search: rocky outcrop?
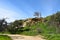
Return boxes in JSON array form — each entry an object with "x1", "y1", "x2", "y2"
[{"x1": 22, "y1": 18, "x2": 43, "y2": 27}]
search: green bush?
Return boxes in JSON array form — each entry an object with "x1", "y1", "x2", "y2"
[
  {"x1": 42, "y1": 34, "x2": 60, "y2": 40},
  {"x1": 0, "y1": 35, "x2": 12, "y2": 40}
]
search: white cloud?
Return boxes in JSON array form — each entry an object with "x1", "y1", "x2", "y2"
[{"x1": 0, "y1": 8, "x2": 21, "y2": 23}]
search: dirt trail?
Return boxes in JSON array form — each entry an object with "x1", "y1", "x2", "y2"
[{"x1": 0, "y1": 34, "x2": 46, "y2": 40}]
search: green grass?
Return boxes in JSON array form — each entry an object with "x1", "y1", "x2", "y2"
[
  {"x1": 42, "y1": 34, "x2": 60, "y2": 40},
  {"x1": 21, "y1": 30, "x2": 38, "y2": 36},
  {"x1": 0, "y1": 35, "x2": 12, "y2": 40},
  {"x1": 0, "y1": 22, "x2": 59, "y2": 40},
  {"x1": 22, "y1": 22, "x2": 60, "y2": 40}
]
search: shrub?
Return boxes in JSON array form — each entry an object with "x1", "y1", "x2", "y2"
[{"x1": 0, "y1": 35, "x2": 12, "y2": 40}]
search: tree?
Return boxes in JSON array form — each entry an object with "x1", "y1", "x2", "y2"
[
  {"x1": 34, "y1": 12, "x2": 41, "y2": 18},
  {"x1": 8, "y1": 20, "x2": 24, "y2": 34},
  {"x1": 0, "y1": 18, "x2": 7, "y2": 32}
]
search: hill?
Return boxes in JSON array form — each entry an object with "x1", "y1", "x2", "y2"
[
  {"x1": 0, "y1": 11, "x2": 60, "y2": 40},
  {"x1": 3, "y1": 11, "x2": 60, "y2": 34}
]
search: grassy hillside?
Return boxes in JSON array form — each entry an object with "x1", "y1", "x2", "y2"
[{"x1": 0, "y1": 12, "x2": 60, "y2": 40}]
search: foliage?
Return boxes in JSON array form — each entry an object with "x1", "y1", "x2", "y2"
[
  {"x1": 45, "y1": 11, "x2": 60, "y2": 33},
  {"x1": 1, "y1": 11, "x2": 60, "y2": 40},
  {"x1": 0, "y1": 18, "x2": 7, "y2": 32},
  {"x1": 0, "y1": 35, "x2": 12, "y2": 40},
  {"x1": 42, "y1": 34, "x2": 60, "y2": 40}
]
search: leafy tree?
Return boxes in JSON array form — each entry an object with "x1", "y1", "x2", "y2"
[
  {"x1": 0, "y1": 18, "x2": 7, "y2": 32},
  {"x1": 8, "y1": 20, "x2": 24, "y2": 34}
]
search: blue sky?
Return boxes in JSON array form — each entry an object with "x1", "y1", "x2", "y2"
[{"x1": 0, "y1": 0, "x2": 60, "y2": 22}]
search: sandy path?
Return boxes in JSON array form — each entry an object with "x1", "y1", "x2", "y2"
[
  {"x1": 0, "y1": 34, "x2": 46, "y2": 40},
  {"x1": 8, "y1": 34, "x2": 46, "y2": 40}
]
